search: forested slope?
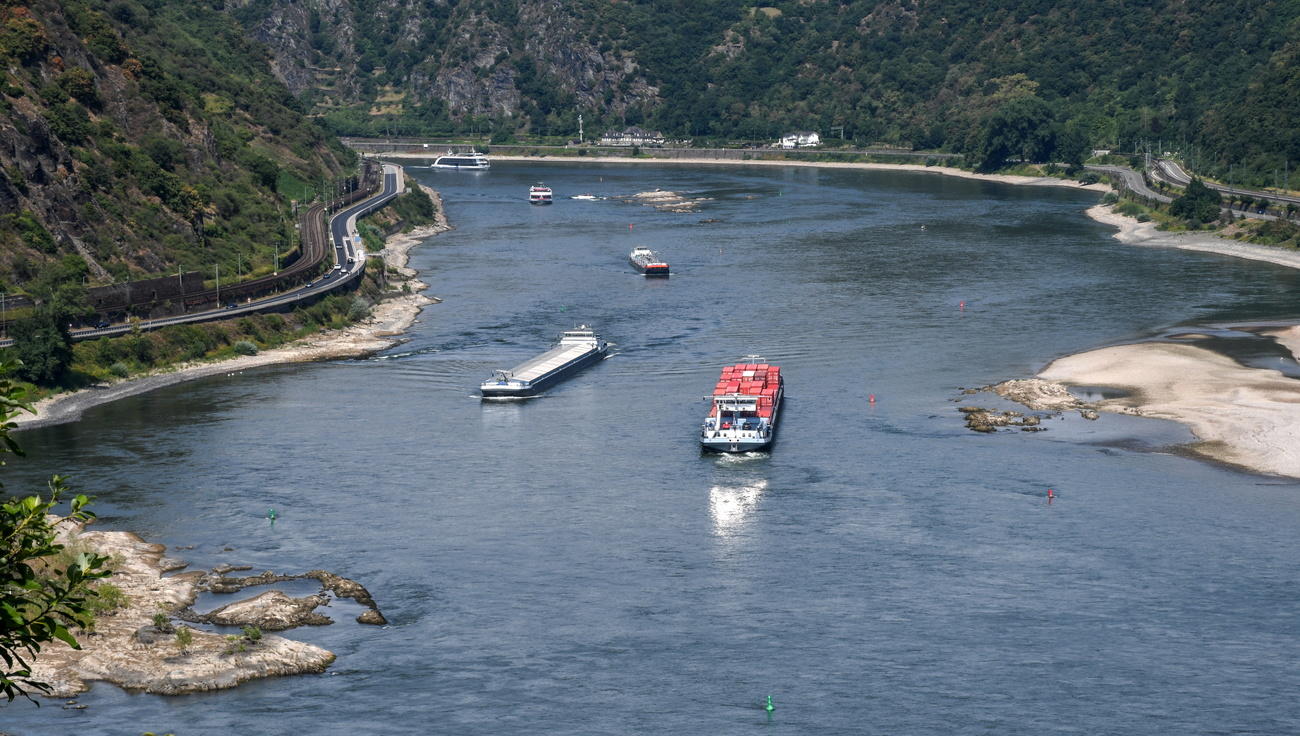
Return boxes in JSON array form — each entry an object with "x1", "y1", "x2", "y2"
[
  {"x1": 0, "y1": 0, "x2": 353, "y2": 295},
  {"x1": 238, "y1": 0, "x2": 1299, "y2": 186}
]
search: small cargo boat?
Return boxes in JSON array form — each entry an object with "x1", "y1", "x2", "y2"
[
  {"x1": 700, "y1": 356, "x2": 783, "y2": 452},
  {"x1": 480, "y1": 325, "x2": 607, "y2": 399},
  {"x1": 528, "y1": 184, "x2": 553, "y2": 205},
  {"x1": 629, "y1": 246, "x2": 669, "y2": 277}
]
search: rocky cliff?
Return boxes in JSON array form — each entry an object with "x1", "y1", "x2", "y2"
[{"x1": 228, "y1": 0, "x2": 657, "y2": 134}]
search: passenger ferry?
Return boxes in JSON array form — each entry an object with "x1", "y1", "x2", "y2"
[
  {"x1": 700, "y1": 356, "x2": 783, "y2": 452},
  {"x1": 431, "y1": 150, "x2": 490, "y2": 169},
  {"x1": 528, "y1": 184, "x2": 553, "y2": 205},
  {"x1": 480, "y1": 325, "x2": 607, "y2": 399},
  {"x1": 629, "y1": 246, "x2": 669, "y2": 277}
]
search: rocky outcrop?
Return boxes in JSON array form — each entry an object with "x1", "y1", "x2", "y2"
[
  {"x1": 192, "y1": 568, "x2": 387, "y2": 626},
  {"x1": 27, "y1": 522, "x2": 383, "y2": 697},
  {"x1": 957, "y1": 378, "x2": 1102, "y2": 432}
]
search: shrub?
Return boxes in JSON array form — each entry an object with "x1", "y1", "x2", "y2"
[
  {"x1": 152, "y1": 612, "x2": 173, "y2": 632},
  {"x1": 109, "y1": 361, "x2": 130, "y2": 378},
  {"x1": 174, "y1": 626, "x2": 193, "y2": 651},
  {"x1": 346, "y1": 297, "x2": 370, "y2": 322},
  {"x1": 241, "y1": 625, "x2": 262, "y2": 643},
  {"x1": 232, "y1": 340, "x2": 258, "y2": 356},
  {"x1": 87, "y1": 583, "x2": 128, "y2": 614}
]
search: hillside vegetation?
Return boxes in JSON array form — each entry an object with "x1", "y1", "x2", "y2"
[
  {"x1": 237, "y1": 0, "x2": 1299, "y2": 187},
  {"x1": 0, "y1": 0, "x2": 355, "y2": 296}
]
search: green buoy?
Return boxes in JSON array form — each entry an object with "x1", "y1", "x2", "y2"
[
  {"x1": 267, "y1": 508, "x2": 277, "y2": 526},
  {"x1": 765, "y1": 694, "x2": 774, "y2": 716}
]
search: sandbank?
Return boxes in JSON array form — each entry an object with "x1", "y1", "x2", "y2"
[
  {"x1": 1040, "y1": 341, "x2": 1300, "y2": 477},
  {"x1": 13, "y1": 183, "x2": 449, "y2": 430}
]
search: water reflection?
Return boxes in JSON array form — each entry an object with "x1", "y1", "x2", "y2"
[{"x1": 708, "y1": 476, "x2": 768, "y2": 537}]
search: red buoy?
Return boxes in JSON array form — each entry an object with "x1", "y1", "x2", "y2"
[
  {"x1": 1047, "y1": 488, "x2": 1055, "y2": 504},
  {"x1": 959, "y1": 301, "x2": 966, "y2": 311},
  {"x1": 868, "y1": 393, "x2": 876, "y2": 404}
]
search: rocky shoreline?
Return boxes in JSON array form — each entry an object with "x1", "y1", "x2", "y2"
[
  {"x1": 14, "y1": 182, "x2": 450, "y2": 431},
  {"x1": 30, "y1": 520, "x2": 384, "y2": 697}
]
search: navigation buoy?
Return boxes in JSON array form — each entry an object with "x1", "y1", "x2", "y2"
[
  {"x1": 1047, "y1": 489, "x2": 1055, "y2": 504},
  {"x1": 959, "y1": 301, "x2": 966, "y2": 311},
  {"x1": 628, "y1": 223, "x2": 634, "y2": 231},
  {"x1": 868, "y1": 393, "x2": 876, "y2": 404},
  {"x1": 765, "y1": 695, "x2": 775, "y2": 717},
  {"x1": 267, "y1": 508, "x2": 277, "y2": 525}
]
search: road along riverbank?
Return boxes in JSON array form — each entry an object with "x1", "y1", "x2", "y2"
[{"x1": 13, "y1": 184, "x2": 450, "y2": 431}]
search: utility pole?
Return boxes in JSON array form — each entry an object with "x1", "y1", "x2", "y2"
[
  {"x1": 578, "y1": 112, "x2": 584, "y2": 143},
  {"x1": 215, "y1": 263, "x2": 220, "y2": 307},
  {"x1": 178, "y1": 264, "x2": 184, "y2": 313}
]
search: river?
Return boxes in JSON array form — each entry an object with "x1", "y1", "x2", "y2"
[{"x1": 5, "y1": 161, "x2": 1300, "y2": 735}]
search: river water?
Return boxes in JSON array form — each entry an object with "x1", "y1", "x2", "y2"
[{"x1": 5, "y1": 162, "x2": 1300, "y2": 735}]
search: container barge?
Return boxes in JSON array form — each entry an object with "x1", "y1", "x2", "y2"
[
  {"x1": 480, "y1": 325, "x2": 607, "y2": 399},
  {"x1": 629, "y1": 247, "x2": 670, "y2": 277},
  {"x1": 700, "y1": 356, "x2": 783, "y2": 452}
]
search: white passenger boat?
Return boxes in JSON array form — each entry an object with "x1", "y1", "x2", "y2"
[
  {"x1": 528, "y1": 184, "x2": 553, "y2": 205},
  {"x1": 431, "y1": 150, "x2": 490, "y2": 169},
  {"x1": 700, "y1": 356, "x2": 783, "y2": 452},
  {"x1": 480, "y1": 325, "x2": 607, "y2": 399}
]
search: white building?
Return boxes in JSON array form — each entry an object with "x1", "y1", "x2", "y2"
[
  {"x1": 599, "y1": 126, "x2": 667, "y2": 147},
  {"x1": 778, "y1": 131, "x2": 821, "y2": 149}
]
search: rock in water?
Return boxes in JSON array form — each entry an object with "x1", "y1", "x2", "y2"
[{"x1": 205, "y1": 591, "x2": 334, "y2": 631}]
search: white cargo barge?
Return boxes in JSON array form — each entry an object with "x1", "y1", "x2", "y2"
[{"x1": 480, "y1": 325, "x2": 608, "y2": 399}]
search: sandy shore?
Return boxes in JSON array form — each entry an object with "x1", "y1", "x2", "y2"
[
  {"x1": 14, "y1": 183, "x2": 449, "y2": 430},
  {"x1": 1085, "y1": 204, "x2": 1300, "y2": 270},
  {"x1": 390, "y1": 151, "x2": 1112, "y2": 193},
  {"x1": 1040, "y1": 341, "x2": 1300, "y2": 477},
  {"x1": 1026, "y1": 205, "x2": 1300, "y2": 477}
]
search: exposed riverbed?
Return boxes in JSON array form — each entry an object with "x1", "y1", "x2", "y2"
[{"x1": 5, "y1": 162, "x2": 1300, "y2": 735}]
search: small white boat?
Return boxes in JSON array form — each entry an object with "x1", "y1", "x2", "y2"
[
  {"x1": 570, "y1": 194, "x2": 600, "y2": 201},
  {"x1": 529, "y1": 184, "x2": 553, "y2": 205}
]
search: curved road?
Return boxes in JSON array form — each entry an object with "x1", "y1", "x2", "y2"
[
  {"x1": 0, "y1": 163, "x2": 404, "y2": 349},
  {"x1": 1152, "y1": 159, "x2": 1300, "y2": 208}
]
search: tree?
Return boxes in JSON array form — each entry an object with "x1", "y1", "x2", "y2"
[
  {"x1": 9, "y1": 310, "x2": 73, "y2": 386},
  {"x1": 976, "y1": 95, "x2": 1056, "y2": 172},
  {"x1": 1169, "y1": 178, "x2": 1222, "y2": 224},
  {"x1": 1, "y1": 361, "x2": 109, "y2": 702}
]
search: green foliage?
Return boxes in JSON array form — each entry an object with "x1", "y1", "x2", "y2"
[
  {"x1": 1170, "y1": 179, "x2": 1222, "y2": 224},
  {"x1": 387, "y1": 185, "x2": 436, "y2": 226},
  {"x1": 173, "y1": 626, "x2": 192, "y2": 651},
  {"x1": 231, "y1": 340, "x2": 258, "y2": 356},
  {"x1": 1, "y1": 364, "x2": 110, "y2": 701},
  {"x1": 9, "y1": 310, "x2": 73, "y2": 386},
  {"x1": 0, "y1": 9, "x2": 48, "y2": 63},
  {"x1": 240, "y1": 625, "x2": 262, "y2": 643},
  {"x1": 151, "y1": 612, "x2": 173, "y2": 632},
  {"x1": 976, "y1": 95, "x2": 1055, "y2": 172},
  {"x1": 1, "y1": 212, "x2": 55, "y2": 254},
  {"x1": 86, "y1": 583, "x2": 127, "y2": 614}
]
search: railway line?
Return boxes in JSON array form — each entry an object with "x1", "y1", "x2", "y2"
[{"x1": 0, "y1": 162, "x2": 403, "y2": 348}]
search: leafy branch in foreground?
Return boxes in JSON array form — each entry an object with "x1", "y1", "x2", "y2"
[{"x1": 0, "y1": 359, "x2": 110, "y2": 703}]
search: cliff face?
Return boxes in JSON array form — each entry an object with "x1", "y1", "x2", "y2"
[
  {"x1": 0, "y1": 0, "x2": 350, "y2": 292},
  {"x1": 229, "y1": 0, "x2": 657, "y2": 129}
]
